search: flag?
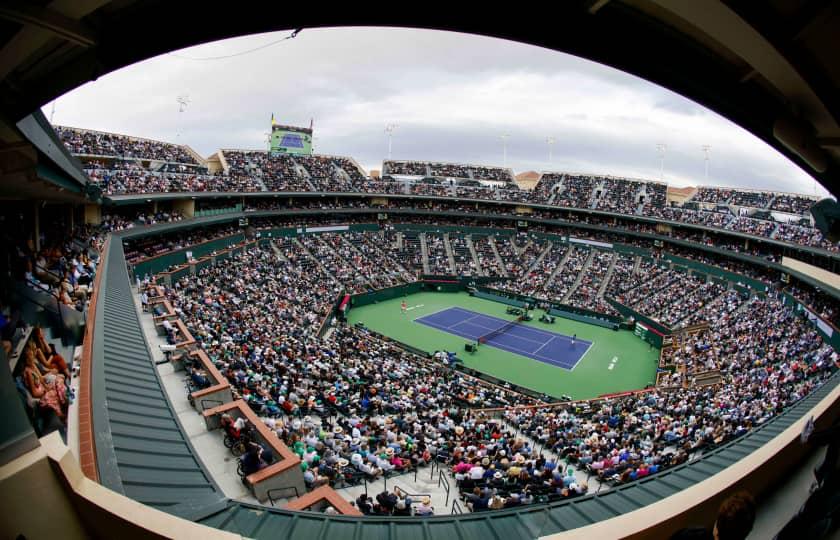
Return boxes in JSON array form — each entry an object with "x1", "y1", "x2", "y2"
[{"x1": 271, "y1": 113, "x2": 276, "y2": 126}]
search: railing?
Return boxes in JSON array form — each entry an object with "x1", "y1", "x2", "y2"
[
  {"x1": 392, "y1": 485, "x2": 431, "y2": 501},
  {"x1": 451, "y1": 499, "x2": 464, "y2": 515},
  {"x1": 21, "y1": 277, "x2": 65, "y2": 330},
  {"x1": 200, "y1": 398, "x2": 224, "y2": 410},
  {"x1": 267, "y1": 486, "x2": 300, "y2": 507},
  {"x1": 438, "y1": 470, "x2": 451, "y2": 506}
]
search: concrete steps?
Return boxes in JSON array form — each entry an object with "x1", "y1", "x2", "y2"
[
  {"x1": 562, "y1": 249, "x2": 595, "y2": 303},
  {"x1": 419, "y1": 233, "x2": 431, "y2": 275},
  {"x1": 526, "y1": 240, "x2": 553, "y2": 275},
  {"x1": 465, "y1": 236, "x2": 484, "y2": 276},
  {"x1": 443, "y1": 234, "x2": 457, "y2": 275},
  {"x1": 488, "y1": 236, "x2": 509, "y2": 278},
  {"x1": 597, "y1": 252, "x2": 618, "y2": 297},
  {"x1": 542, "y1": 246, "x2": 574, "y2": 291},
  {"x1": 292, "y1": 237, "x2": 335, "y2": 280}
]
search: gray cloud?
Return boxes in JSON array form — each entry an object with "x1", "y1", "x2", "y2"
[{"x1": 46, "y1": 27, "x2": 828, "y2": 197}]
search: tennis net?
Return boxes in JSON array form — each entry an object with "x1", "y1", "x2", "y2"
[{"x1": 478, "y1": 316, "x2": 522, "y2": 344}]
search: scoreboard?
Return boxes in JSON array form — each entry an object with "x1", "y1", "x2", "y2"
[{"x1": 270, "y1": 124, "x2": 312, "y2": 156}]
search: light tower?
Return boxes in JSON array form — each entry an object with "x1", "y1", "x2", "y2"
[
  {"x1": 656, "y1": 143, "x2": 668, "y2": 181},
  {"x1": 176, "y1": 94, "x2": 190, "y2": 113},
  {"x1": 701, "y1": 145, "x2": 711, "y2": 182},
  {"x1": 500, "y1": 134, "x2": 510, "y2": 167},
  {"x1": 546, "y1": 136, "x2": 556, "y2": 165},
  {"x1": 175, "y1": 94, "x2": 190, "y2": 140},
  {"x1": 385, "y1": 124, "x2": 398, "y2": 160}
]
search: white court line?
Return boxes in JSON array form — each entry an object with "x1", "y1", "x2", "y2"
[
  {"x1": 415, "y1": 306, "x2": 590, "y2": 371},
  {"x1": 456, "y1": 308, "x2": 594, "y2": 346},
  {"x1": 569, "y1": 341, "x2": 595, "y2": 372},
  {"x1": 412, "y1": 306, "x2": 456, "y2": 323},
  {"x1": 450, "y1": 313, "x2": 485, "y2": 329},
  {"x1": 533, "y1": 336, "x2": 555, "y2": 356}
]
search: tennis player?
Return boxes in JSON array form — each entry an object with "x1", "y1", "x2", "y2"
[
  {"x1": 571, "y1": 334, "x2": 577, "y2": 346},
  {"x1": 401, "y1": 300, "x2": 407, "y2": 314}
]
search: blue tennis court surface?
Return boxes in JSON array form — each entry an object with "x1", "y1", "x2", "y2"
[{"x1": 415, "y1": 307, "x2": 593, "y2": 370}]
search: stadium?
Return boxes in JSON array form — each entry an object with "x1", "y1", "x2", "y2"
[{"x1": 2, "y1": 4, "x2": 840, "y2": 540}]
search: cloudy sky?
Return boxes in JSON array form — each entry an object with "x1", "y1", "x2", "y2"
[{"x1": 46, "y1": 27, "x2": 828, "y2": 196}]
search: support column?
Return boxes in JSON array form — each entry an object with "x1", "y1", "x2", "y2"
[
  {"x1": 33, "y1": 201, "x2": 40, "y2": 251},
  {"x1": 83, "y1": 204, "x2": 101, "y2": 225}
]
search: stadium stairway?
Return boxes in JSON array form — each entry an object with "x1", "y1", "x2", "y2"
[
  {"x1": 631, "y1": 254, "x2": 642, "y2": 274},
  {"x1": 494, "y1": 415, "x2": 608, "y2": 495},
  {"x1": 549, "y1": 174, "x2": 565, "y2": 205},
  {"x1": 561, "y1": 249, "x2": 596, "y2": 303},
  {"x1": 589, "y1": 182, "x2": 602, "y2": 209},
  {"x1": 465, "y1": 236, "x2": 484, "y2": 276},
  {"x1": 487, "y1": 236, "x2": 509, "y2": 278},
  {"x1": 543, "y1": 246, "x2": 575, "y2": 293},
  {"x1": 362, "y1": 233, "x2": 412, "y2": 276},
  {"x1": 597, "y1": 253, "x2": 619, "y2": 297},
  {"x1": 268, "y1": 239, "x2": 289, "y2": 262},
  {"x1": 769, "y1": 221, "x2": 781, "y2": 239},
  {"x1": 526, "y1": 240, "x2": 554, "y2": 275},
  {"x1": 443, "y1": 234, "x2": 457, "y2": 274},
  {"x1": 290, "y1": 158, "x2": 318, "y2": 191},
  {"x1": 317, "y1": 235, "x2": 371, "y2": 287},
  {"x1": 419, "y1": 233, "x2": 431, "y2": 275},
  {"x1": 292, "y1": 237, "x2": 336, "y2": 280}
]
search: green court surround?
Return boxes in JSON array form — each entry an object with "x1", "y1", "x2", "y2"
[{"x1": 347, "y1": 291, "x2": 659, "y2": 400}]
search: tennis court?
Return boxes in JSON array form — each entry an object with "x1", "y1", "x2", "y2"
[
  {"x1": 416, "y1": 307, "x2": 592, "y2": 370},
  {"x1": 347, "y1": 291, "x2": 658, "y2": 399}
]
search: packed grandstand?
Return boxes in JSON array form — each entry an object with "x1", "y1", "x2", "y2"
[{"x1": 4, "y1": 121, "x2": 837, "y2": 535}]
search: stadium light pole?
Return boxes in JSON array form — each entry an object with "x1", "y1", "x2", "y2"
[
  {"x1": 500, "y1": 134, "x2": 510, "y2": 167},
  {"x1": 264, "y1": 132, "x2": 271, "y2": 152},
  {"x1": 702, "y1": 145, "x2": 711, "y2": 182},
  {"x1": 175, "y1": 94, "x2": 190, "y2": 140},
  {"x1": 385, "y1": 124, "x2": 398, "y2": 160},
  {"x1": 656, "y1": 143, "x2": 667, "y2": 181},
  {"x1": 546, "y1": 137, "x2": 556, "y2": 166}
]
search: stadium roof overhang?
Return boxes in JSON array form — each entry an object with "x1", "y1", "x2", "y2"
[{"x1": 0, "y1": 1, "x2": 838, "y2": 195}]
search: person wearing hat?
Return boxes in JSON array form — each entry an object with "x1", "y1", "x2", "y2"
[
  {"x1": 488, "y1": 494, "x2": 505, "y2": 510},
  {"x1": 415, "y1": 496, "x2": 434, "y2": 516}
]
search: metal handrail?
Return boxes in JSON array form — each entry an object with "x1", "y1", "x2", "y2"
[
  {"x1": 438, "y1": 470, "x2": 451, "y2": 506},
  {"x1": 267, "y1": 486, "x2": 300, "y2": 507},
  {"x1": 21, "y1": 277, "x2": 65, "y2": 331},
  {"x1": 392, "y1": 484, "x2": 431, "y2": 500},
  {"x1": 200, "y1": 398, "x2": 224, "y2": 411},
  {"x1": 451, "y1": 499, "x2": 463, "y2": 515}
]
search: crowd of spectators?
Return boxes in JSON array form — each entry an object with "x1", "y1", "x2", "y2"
[
  {"x1": 565, "y1": 250, "x2": 617, "y2": 315},
  {"x1": 770, "y1": 194, "x2": 817, "y2": 215},
  {"x1": 693, "y1": 187, "x2": 733, "y2": 204},
  {"x1": 729, "y1": 190, "x2": 773, "y2": 209},
  {"x1": 55, "y1": 126, "x2": 838, "y2": 255},
  {"x1": 123, "y1": 209, "x2": 840, "y2": 514},
  {"x1": 773, "y1": 223, "x2": 838, "y2": 252},
  {"x1": 57, "y1": 126, "x2": 199, "y2": 164},
  {"x1": 725, "y1": 217, "x2": 777, "y2": 238},
  {"x1": 383, "y1": 160, "x2": 429, "y2": 176},
  {"x1": 425, "y1": 233, "x2": 454, "y2": 275},
  {"x1": 554, "y1": 175, "x2": 596, "y2": 208},
  {"x1": 410, "y1": 183, "x2": 451, "y2": 197},
  {"x1": 594, "y1": 179, "x2": 644, "y2": 214}
]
